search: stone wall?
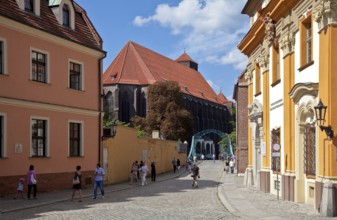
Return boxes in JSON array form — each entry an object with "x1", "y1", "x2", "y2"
[{"x1": 102, "y1": 125, "x2": 186, "y2": 185}]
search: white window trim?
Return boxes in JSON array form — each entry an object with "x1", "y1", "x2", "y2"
[
  {"x1": 68, "y1": 120, "x2": 84, "y2": 157},
  {"x1": 50, "y1": 0, "x2": 75, "y2": 30},
  {"x1": 30, "y1": 47, "x2": 50, "y2": 83},
  {"x1": 16, "y1": 0, "x2": 40, "y2": 16},
  {"x1": 30, "y1": 116, "x2": 50, "y2": 157},
  {"x1": 0, "y1": 37, "x2": 8, "y2": 75},
  {"x1": 0, "y1": 113, "x2": 7, "y2": 158},
  {"x1": 60, "y1": 2, "x2": 75, "y2": 29},
  {"x1": 68, "y1": 59, "x2": 84, "y2": 91}
]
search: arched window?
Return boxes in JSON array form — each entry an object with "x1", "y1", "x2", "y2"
[
  {"x1": 139, "y1": 91, "x2": 147, "y2": 117},
  {"x1": 63, "y1": 4, "x2": 70, "y2": 27},
  {"x1": 121, "y1": 92, "x2": 130, "y2": 123},
  {"x1": 104, "y1": 92, "x2": 114, "y2": 120},
  {"x1": 304, "y1": 123, "x2": 315, "y2": 175}
]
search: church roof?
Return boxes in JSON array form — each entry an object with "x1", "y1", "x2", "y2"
[
  {"x1": 217, "y1": 92, "x2": 229, "y2": 104},
  {"x1": 103, "y1": 41, "x2": 224, "y2": 105},
  {"x1": 175, "y1": 52, "x2": 197, "y2": 63}
]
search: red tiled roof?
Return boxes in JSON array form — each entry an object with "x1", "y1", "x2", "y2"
[
  {"x1": 217, "y1": 92, "x2": 229, "y2": 104},
  {"x1": 103, "y1": 41, "x2": 224, "y2": 105},
  {"x1": 176, "y1": 52, "x2": 197, "y2": 63},
  {"x1": 0, "y1": 0, "x2": 103, "y2": 51}
]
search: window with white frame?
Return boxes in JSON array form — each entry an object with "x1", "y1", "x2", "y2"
[
  {"x1": 31, "y1": 50, "x2": 48, "y2": 83},
  {"x1": 16, "y1": 0, "x2": 40, "y2": 16},
  {"x1": 69, "y1": 122, "x2": 82, "y2": 157},
  {"x1": 69, "y1": 61, "x2": 82, "y2": 90},
  {"x1": 31, "y1": 118, "x2": 47, "y2": 157},
  {"x1": 300, "y1": 13, "x2": 313, "y2": 67}
]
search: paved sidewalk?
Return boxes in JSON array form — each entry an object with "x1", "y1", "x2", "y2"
[
  {"x1": 0, "y1": 168, "x2": 185, "y2": 214},
  {"x1": 218, "y1": 170, "x2": 336, "y2": 220}
]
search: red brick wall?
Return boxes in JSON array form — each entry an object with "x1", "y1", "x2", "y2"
[
  {"x1": 234, "y1": 74, "x2": 248, "y2": 174},
  {"x1": 0, "y1": 171, "x2": 93, "y2": 197}
]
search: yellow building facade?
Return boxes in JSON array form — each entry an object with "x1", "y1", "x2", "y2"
[{"x1": 238, "y1": 0, "x2": 337, "y2": 216}]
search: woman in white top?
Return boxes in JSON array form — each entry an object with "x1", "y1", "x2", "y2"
[{"x1": 139, "y1": 162, "x2": 149, "y2": 186}]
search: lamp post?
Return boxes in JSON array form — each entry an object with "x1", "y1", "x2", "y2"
[
  {"x1": 314, "y1": 99, "x2": 334, "y2": 138},
  {"x1": 314, "y1": 99, "x2": 336, "y2": 216}
]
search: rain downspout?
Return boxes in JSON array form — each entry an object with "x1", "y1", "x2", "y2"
[{"x1": 98, "y1": 52, "x2": 107, "y2": 163}]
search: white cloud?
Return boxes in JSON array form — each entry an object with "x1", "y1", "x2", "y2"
[{"x1": 133, "y1": 0, "x2": 249, "y2": 69}]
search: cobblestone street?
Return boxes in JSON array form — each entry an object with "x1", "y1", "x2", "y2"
[
  {"x1": 1, "y1": 161, "x2": 234, "y2": 220},
  {"x1": 1, "y1": 161, "x2": 336, "y2": 220}
]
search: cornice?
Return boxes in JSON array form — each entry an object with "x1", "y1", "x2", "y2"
[{"x1": 238, "y1": 0, "x2": 300, "y2": 56}]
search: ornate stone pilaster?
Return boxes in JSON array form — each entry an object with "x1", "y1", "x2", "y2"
[
  {"x1": 314, "y1": 0, "x2": 337, "y2": 32},
  {"x1": 245, "y1": 64, "x2": 254, "y2": 84},
  {"x1": 280, "y1": 32, "x2": 295, "y2": 57},
  {"x1": 256, "y1": 52, "x2": 269, "y2": 73}
]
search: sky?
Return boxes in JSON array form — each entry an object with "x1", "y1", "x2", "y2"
[{"x1": 76, "y1": 0, "x2": 249, "y2": 101}]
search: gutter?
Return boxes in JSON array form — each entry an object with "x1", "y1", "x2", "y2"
[{"x1": 98, "y1": 52, "x2": 107, "y2": 163}]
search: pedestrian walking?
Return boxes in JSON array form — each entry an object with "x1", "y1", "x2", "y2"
[
  {"x1": 188, "y1": 159, "x2": 192, "y2": 173},
  {"x1": 191, "y1": 163, "x2": 200, "y2": 188},
  {"x1": 13, "y1": 177, "x2": 25, "y2": 199},
  {"x1": 130, "y1": 162, "x2": 138, "y2": 184},
  {"x1": 229, "y1": 159, "x2": 234, "y2": 174},
  {"x1": 71, "y1": 165, "x2": 83, "y2": 202},
  {"x1": 225, "y1": 159, "x2": 229, "y2": 173},
  {"x1": 139, "y1": 161, "x2": 149, "y2": 186},
  {"x1": 93, "y1": 163, "x2": 105, "y2": 199},
  {"x1": 27, "y1": 165, "x2": 37, "y2": 199},
  {"x1": 151, "y1": 161, "x2": 156, "y2": 182},
  {"x1": 212, "y1": 154, "x2": 215, "y2": 163},
  {"x1": 135, "y1": 161, "x2": 140, "y2": 180},
  {"x1": 172, "y1": 158, "x2": 177, "y2": 173},
  {"x1": 177, "y1": 159, "x2": 181, "y2": 172}
]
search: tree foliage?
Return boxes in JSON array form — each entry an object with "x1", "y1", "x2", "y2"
[{"x1": 131, "y1": 80, "x2": 193, "y2": 141}]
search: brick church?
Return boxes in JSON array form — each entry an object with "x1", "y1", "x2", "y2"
[{"x1": 102, "y1": 41, "x2": 233, "y2": 140}]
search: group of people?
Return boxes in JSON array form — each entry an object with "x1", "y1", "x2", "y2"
[
  {"x1": 14, "y1": 163, "x2": 106, "y2": 202},
  {"x1": 14, "y1": 158, "x2": 200, "y2": 202},
  {"x1": 14, "y1": 164, "x2": 37, "y2": 200},
  {"x1": 71, "y1": 162, "x2": 105, "y2": 201},
  {"x1": 130, "y1": 160, "x2": 156, "y2": 186},
  {"x1": 225, "y1": 158, "x2": 235, "y2": 174}
]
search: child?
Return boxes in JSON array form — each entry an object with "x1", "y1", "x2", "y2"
[{"x1": 14, "y1": 177, "x2": 25, "y2": 199}]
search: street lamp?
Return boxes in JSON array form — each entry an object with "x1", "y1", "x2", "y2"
[{"x1": 314, "y1": 99, "x2": 334, "y2": 138}]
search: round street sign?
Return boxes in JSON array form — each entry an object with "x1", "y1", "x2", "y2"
[{"x1": 272, "y1": 143, "x2": 281, "y2": 152}]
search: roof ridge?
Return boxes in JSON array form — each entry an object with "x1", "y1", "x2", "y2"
[{"x1": 129, "y1": 42, "x2": 156, "y2": 84}]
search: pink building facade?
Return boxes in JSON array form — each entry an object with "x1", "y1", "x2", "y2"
[{"x1": 0, "y1": 0, "x2": 106, "y2": 196}]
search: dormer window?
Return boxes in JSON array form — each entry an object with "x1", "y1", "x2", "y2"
[
  {"x1": 16, "y1": 0, "x2": 40, "y2": 16},
  {"x1": 50, "y1": 0, "x2": 75, "y2": 30},
  {"x1": 25, "y1": 0, "x2": 34, "y2": 12},
  {"x1": 62, "y1": 4, "x2": 70, "y2": 27}
]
